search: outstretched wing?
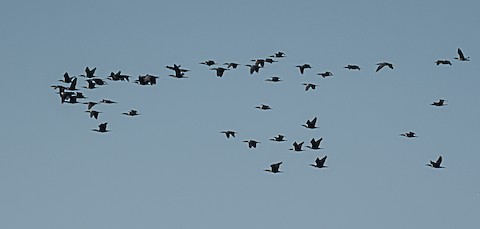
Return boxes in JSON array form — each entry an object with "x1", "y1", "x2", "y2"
[{"x1": 458, "y1": 48, "x2": 465, "y2": 59}]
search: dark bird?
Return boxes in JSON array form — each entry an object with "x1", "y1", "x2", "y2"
[
  {"x1": 83, "y1": 101, "x2": 98, "y2": 110},
  {"x1": 270, "y1": 52, "x2": 286, "y2": 58},
  {"x1": 108, "y1": 71, "x2": 130, "y2": 81},
  {"x1": 310, "y1": 156, "x2": 328, "y2": 168},
  {"x1": 317, "y1": 71, "x2": 333, "y2": 78},
  {"x1": 435, "y1": 60, "x2": 452, "y2": 66},
  {"x1": 84, "y1": 79, "x2": 97, "y2": 89},
  {"x1": 91, "y1": 78, "x2": 107, "y2": 85},
  {"x1": 224, "y1": 62, "x2": 239, "y2": 69},
  {"x1": 100, "y1": 99, "x2": 116, "y2": 104},
  {"x1": 266, "y1": 76, "x2": 282, "y2": 82},
  {"x1": 135, "y1": 74, "x2": 158, "y2": 85},
  {"x1": 270, "y1": 135, "x2": 286, "y2": 142},
  {"x1": 426, "y1": 156, "x2": 444, "y2": 168},
  {"x1": 75, "y1": 92, "x2": 87, "y2": 99},
  {"x1": 454, "y1": 48, "x2": 470, "y2": 61},
  {"x1": 251, "y1": 59, "x2": 265, "y2": 67},
  {"x1": 302, "y1": 83, "x2": 317, "y2": 91},
  {"x1": 92, "y1": 122, "x2": 109, "y2": 133},
  {"x1": 306, "y1": 138, "x2": 323, "y2": 150},
  {"x1": 344, "y1": 65, "x2": 361, "y2": 70},
  {"x1": 122, "y1": 110, "x2": 140, "y2": 116},
  {"x1": 66, "y1": 96, "x2": 79, "y2": 104},
  {"x1": 243, "y1": 140, "x2": 260, "y2": 148},
  {"x1": 166, "y1": 64, "x2": 189, "y2": 78},
  {"x1": 400, "y1": 131, "x2": 417, "y2": 138},
  {"x1": 67, "y1": 77, "x2": 78, "y2": 91},
  {"x1": 265, "y1": 58, "x2": 278, "y2": 64},
  {"x1": 295, "y1": 64, "x2": 312, "y2": 74},
  {"x1": 85, "y1": 110, "x2": 101, "y2": 119},
  {"x1": 264, "y1": 162, "x2": 282, "y2": 173},
  {"x1": 59, "y1": 72, "x2": 74, "y2": 83},
  {"x1": 200, "y1": 60, "x2": 216, "y2": 66},
  {"x1": 302, "y1": 117, "x2": 318, "y2": 129},
  {"x1": 211, "y1": 67, "x2": 230, "y2": 77},
  {"x1": 246, "y1": 64, "x2": 262, "y2": 74},
  {"x1": 221, "y1": 131, "x2": 236, "y2": 138},
  {"x1": 376, "y1": 62, "x2": 394, "y2": 72},
  {"x1": 289, "y1": 141, "x2": 304, "y2": 152},
  {"x1": 431, "y1": 99, "x2": 447, "y2": 106},
  {"x1": 255, "y1": 104, "x2": 271, "y2": 110},
  {"x1": 81, "y1": 67, "x2": 97, "y2": 78}
]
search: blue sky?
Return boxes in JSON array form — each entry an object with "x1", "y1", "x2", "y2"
[{"x1": 1, "y1": 0, "x2": 479, "y2": 228}]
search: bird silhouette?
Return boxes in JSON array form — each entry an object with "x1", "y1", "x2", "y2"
[
  {"x1": 264, "y1": 162, "x2": 282, "y2": 173},
  {"x1": 122, "y1": 110, "x2": 140, "y2": 116},
  {"x1": 243, "y1": 140, "x2": 260, "y2": 148},
  {"x1": 302, "y1": 83, "x2": 317, "y2": 91},
  {"x1": 295, "y1": 64, "x2": 312, "y2": 74},
  {"x1": 67, "y1": 77, "x2": 78, "y2": 91},
  {"x1": 251, "y1": 59, "x2": 265, "y2": 67},
  {"x1": 400, "y1": 131, "x2": 417, "y2": 138},
  {"x1": 211, "y1": 67, "x2": 230, "y2": 77},
  {"x1": 100, "y1": 99, "x2": 117, "y2": 104},
  {"x1": 317, "y1": 71, "x2": 333, "y2": 78},
  {"x1": 265, "y1": 58, "x2": 278, "y2": 64},
  {"x1": 306, "y1": 138, "x2": 323, "y2": 150},
  {"x1": 221, "y1": 131, "x2": 236, "y2": 138},
  {"x1": 270, "y1": 52, "x2": 286, "y2": 58},
  {"x1": 289, "y1": 141, "x2": 304, "y2": 152},
  {"x1": 84, "y1": 79, "x2": 97, "y2": 89},
  {"x1": 246, "y1": 64, "x2": 262, "y2": 74},
  {"x1": 255, "y1": 104, "x2": 271, "y2": 110},
  {"x1": 454, "y1": 48, "x2": 470, "y2": 61},
  {"x1": 376, "y1": 62, "x2": 394, "y2": 72},
  {"x1": 435, "y1": 60, "x2": 452, "y2": 66},
  {"x1": 302, "y1": 117, "x2": 318, "y2": 129},
  {"x1": 59, "y1": 72, "x2": 74, "y2": 83},
  {"x1": 81, "y1": 67, "x2": 97, "y2": 78},
  {"x1": 200, "y1": 60, "x2": 216, "y2": 66},
  {"x1": 85, "y1": 110, "x2": 101, "y2": 119},
  {"x1": 344, "y1": 65, "x2": 361, "y2": 70},
  {"x1": 92, "y1": 122, "x2": 109, "y2": 133},
  {"x1": 426, "y1": 156, "x2": 444, "y2": 168},
  {"x1": 431, "y1": 99, "x2": 447, "y2": 106},
  {"x1": 266, "y1": 76, "x2": 282, "y2": 82},
  {"x1": 310, "y1": 156, "x2": 328, "y2": 168},
  {"x1": 83, "y1": 101, "x2": 98, "y2": 110},
  {"x1": 224, "y1": 62, "x2": 239, "y2": 69},
  {"x1": 166, "y1": 64, "x2": 189, "y2": 78},
  {"x1": 270, "y1": 135, "x2": 286, "y2": 142}
]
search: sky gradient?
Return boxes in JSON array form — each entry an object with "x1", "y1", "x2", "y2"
[{"x1": 1, "y1": 1, "x2": 479, "y2": 228}]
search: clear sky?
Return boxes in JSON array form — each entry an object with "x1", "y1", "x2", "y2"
[{"x1": 1, "y1": 0, "x2": 479, "y2": 228}]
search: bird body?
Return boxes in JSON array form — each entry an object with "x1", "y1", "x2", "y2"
[
  {"x1": 92, "y1": 122, "x2": 109, "y2": 133},
  {"x1": 221, "y1": 131, "x2": 236, "y2": 138},
  {"x1": 435, "y1": 60, "x2": 452, "y2": 65},
  {"x1": 302, "y1": 83, "x2": 317, "y2": 91},
  {"x1": 426, "y1": 156, "x2": 444, "y2": 168},
  {"x1": 296, "y1": 64, "x2": 312, "y2": 74},
  {"x1": 344, "y1": 65, "x2": 361, "y2": 70},
  {"x1": 310, "y1": 156, "x2": 328, "y2": 168},
  {"x1": 317, "y1": 71, "x2": 333, "y2": 78},
  {"x1": 289, "y1": 141, "x2": 304, "y2": 152},
  {"x1": 376, "y1": 62, "x2": 394, "y2": 72},
  {"x1": 211, "y1": 67, "x2": 230, "y2": 77},
  {"x1": 306, "y1": 138, "x2": 323, "y2": 150},
  {"x1": 243, "y1": 140, "x2": 260, "y2": 148},
  {"x1": 85, "y1": 110, "x2": 101, "y2": 119},
  {"x1": 264, "y1": 162, "x2": 282, "y2": 173},
  {"x1": 431, "y1": 99, "x2": 446, "y2": 106},
  {"x1": 255, "y1": 104, "x2": 271, "y2": 110},
  {"x1": 302, "y1": 117, "x2": 318, "y2": 129},
  {"x1": 455, "y1": 48, "x2": 470, "y2": 61},
  {"x1": 266, "y1": 76, "x2": 282, "y2": 82},
  {"x1": 270, "y1": 135, "x2": 286, "y2": 142},
  {"x1": 400, "y1": 131, "x2": 417, "y2": 138},
  {"x1": 122, "y1": 110, "x2": 140, "y2": 116}
]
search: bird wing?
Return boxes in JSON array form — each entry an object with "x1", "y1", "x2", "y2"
[
  {"x1": 458, "y1": 48, "x2": 465, "y2": 59},
  {"x1": 311, "y1": 117, "x2": 317, "y2": 125},
  {"x1": 436, "y1": 156, "x2": 442, "y2": 165},
  {"x1": 318, "y1": 156, "x2": 327, "y2": 166},
  {"x1": 376, "y1": 64, "x2": 384, "y2": 72}
]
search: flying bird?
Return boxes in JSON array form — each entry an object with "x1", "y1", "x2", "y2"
[
  {"x1": 454, "y1": 48, "x2": 470, "y2": 61},
  {"x1": 255, "y1": 104, "x2": 271, "y2": 110},
  {"x1": 243, "y1": 140, "x2": 260, "y2": 148},
  {"x1": 302, "y1": 83, "x2": 317, "y2": 91},
  {"x1": 435, "y1": 60, "x2": 452, "y2": 66},
  {"x1": 92, "y1": 122, "x2": 109, "y2": 133},
  {"x1": 344, "y1": 65, "x2": 361, "y2": 70},
  {"x1": 295, "y1": 64, "x2": 312, "y2": 74},
  {"x1": 224, "y1": 62, "x2": 239, "y2": 69},
  {"x1": 200, "y1": 60, "x2": 216, "y2": 66},
  {"x1": 264, "y1": 162, "x2": 283, "y2": 173},
  {"x1": 122, "y1": 110, "x2": 140, "y2": 116},
  {"x1": 310, "y1": 156, "x2": 328, "y2": 168},
  {"x1": 270, "y1": 52, "x2": 286, "y2": 58},
  {"x1": 400, "y1": 131, "x2": 417, "y2": 138},
  {"x1": 289, "y1": 141, "x2": 304, "y2": 152},
  {"x1": 306, "y1": 138, "x2": 323, "y2": 150},
  {"x1": 431, "y1": 99, "x2": 447, "y2": 106},
  {"x1": 426, "y1": 156, "x2": 444, "y2": 168},
  {"x1": 317, "y1": 71, "x2": 333, "y2": 78},
  {"x1": 83, "y1": 101, "x2": 98, "y2": 110},
  {"x1": 265, "y1": 58, "x2": 278, "y2": 64},
  {"x1": 251, "y1": 59, "x2": 265, "y2": 67},
  {"x1": 59, "y1": 72, "x2": 74, "y2": 83},
  {"x1": 221, "y1": 131, "x2": 236, "y2": 138},
  {"x1": 266, "y1": 76, "x2": 282, "y2": 82},
  {"x1": 246, "y1": 64, "x2": 262, "y2": 74},
  {"x1": 270, "y1": 135, "x2": 286, "y2": 142},
  {"x1": 376, "y1": 62, "x2": 394, "y2": 72},
  {"x1": 81, "y1": 67, "x2": 97, "y2": 78},
  {"x1": 85, "y1": 110, "x2": 101, "y2": 119},
  {"x1": 302, "y1": 117, "x2": 318, "y2": 129},
  {"x1": 100, "y1": 99, "x2": 117, "y2": 104},
  {"x1": 211, "y1": 67, "x2": 230, "y2": 77},
  {"x1": 67, "y1": 77, "x2": 78, "y2": 91},
  {"x1": 83, "y1": 79, "x2": 97, "y2": 89}
]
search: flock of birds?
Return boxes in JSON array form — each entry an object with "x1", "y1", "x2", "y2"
[{"x1": 51, "y1": 48, "x2": 470, "y2": 173}]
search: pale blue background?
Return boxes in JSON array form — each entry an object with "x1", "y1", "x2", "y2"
[{"x1": 1, "y1": 0, "x2": 479, "y2": 228}]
